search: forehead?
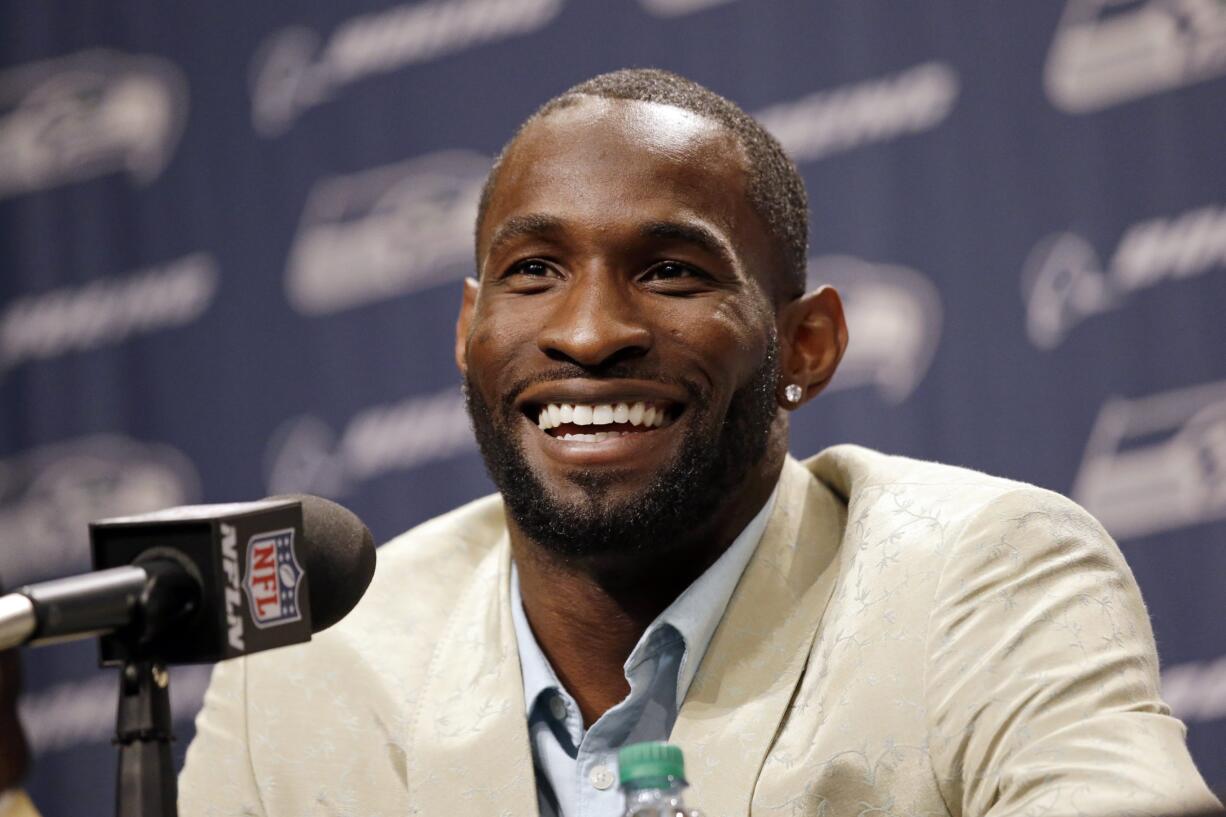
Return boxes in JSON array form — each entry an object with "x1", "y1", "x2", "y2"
[{"x1": 478, "y1": 97, "x2": 759, "y2": 260}]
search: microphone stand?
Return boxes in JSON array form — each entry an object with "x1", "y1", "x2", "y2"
[
  {"x1": 114, "y1": 659, "x2": 177, "y2": 817},
  {"x1": 108, "y1": 557, "x2": 199, "y2": 817}
]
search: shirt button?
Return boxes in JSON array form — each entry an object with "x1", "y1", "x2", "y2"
[
  {"x1": 589, "y1": 765, "x2": 616, "y2": 790},
  {"x1": 548, "y1": 695, "x2": 567, "y2": 721}
]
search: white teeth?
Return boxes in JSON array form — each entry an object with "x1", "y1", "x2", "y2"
[{"x1": 537, "y1": 400, "x2": 672, "y2": 431}]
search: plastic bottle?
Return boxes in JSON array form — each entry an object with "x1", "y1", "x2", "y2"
[{"x1": 617, "y1": 741, "x2": 704, "y2": 817}]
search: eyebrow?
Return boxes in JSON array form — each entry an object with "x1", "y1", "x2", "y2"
[
  {"x1": 485, "y1": 213, "x2": 566, "y2": 265},
  {"x1": 640, "y1": 220, "x2": 738, "y2": 270},
  {"x1": 482, "y1": 214, "x2": 740, "y2": 274}
]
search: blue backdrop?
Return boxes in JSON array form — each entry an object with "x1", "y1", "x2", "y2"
[{"x1": 2, "y1": 1, "x2": 1224, "y2": 812}]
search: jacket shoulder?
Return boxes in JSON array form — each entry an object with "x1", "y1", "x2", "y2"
[
  {"x1": 326, "y1": 492, "x2": 506, "y2": 640},
  {"x1": 802, "y1": 443, "x2": 1069, "y2": 529},
  {"x1": 796, "y1": 443, "x2": 1127, "y2": 586},
  {"x1": 377, "y1": 492, "x2": 506, "y2": 571}
]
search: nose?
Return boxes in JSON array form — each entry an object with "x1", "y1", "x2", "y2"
[{"x1": 537, "y1": 271, "x2": 652, "y2": 368}]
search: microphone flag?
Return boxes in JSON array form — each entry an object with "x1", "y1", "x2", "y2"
[{"x1": 90, "y1": 498, "x2": 313, "y2": 665}]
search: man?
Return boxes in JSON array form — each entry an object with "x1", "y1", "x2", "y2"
[{"x1": 180, "y1": 69, "x2": 1219, "y2": 816}]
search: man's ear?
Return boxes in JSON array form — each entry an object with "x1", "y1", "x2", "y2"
[
  {"x1": 455, "y1": 277, "x2": 479, "y2": 376},
  {"x1": 776, "y1": 285, "x2": 848, "y2": 408}
]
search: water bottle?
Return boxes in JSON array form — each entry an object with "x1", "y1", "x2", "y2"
[{"x1": 617, "y1": 741, "x2": 704, "y2": 817}]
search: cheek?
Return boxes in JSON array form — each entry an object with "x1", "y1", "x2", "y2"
[
  {"x1": 712, "y1": 298, "x2": 767, "y2": 346},
  {"x1": 659, "y1": 297, "x2": 773, "y2": 386},
  {"x1": 468, "y1": 323, "x2": 498, "y2": 355},
  {"x1": 470, "y1": 298, "x2": 533, "y2": 354},
  {"x1": 465, "y1": 315, "x2": 526, "y2": 393},
  {"x1": 702, "y1": 297, "x2": 770, "y2": 352}
]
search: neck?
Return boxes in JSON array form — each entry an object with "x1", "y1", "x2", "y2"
[{"x1": 511, "y1": 448, "x2": 783, "y2": 726}]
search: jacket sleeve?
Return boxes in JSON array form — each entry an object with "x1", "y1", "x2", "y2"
[
  {"x1": 924, "y1": 488, "x2": 1220, "y2": 817},
  {"x1": 178, "y1": 657, "x2": 267, "y2": 817}
]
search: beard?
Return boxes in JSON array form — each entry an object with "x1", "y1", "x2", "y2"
[{"x1": 464, "y1": 339, "x2": 780, "y2": 560}]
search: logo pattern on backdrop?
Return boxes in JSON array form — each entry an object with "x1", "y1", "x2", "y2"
[
  {"x1": 0, "y1": 435, "x2": 200, "y2": 584},
  {"x1": 638, "y1": 0, "x2": 738, "y2": 17},
  {"x1": 1074, "y1": 378, "x2": 1226, "y2": 541},
  {"x1": 249, "y1": 0, "x2": 564, "y2": 136},
  {"x1": 264, "y1": 388, "x2": 474, "y2": 498},
  {"x1": 0, "y1": 253, "x2": 219, "y2": 374},
  {"x1": 756, "y1": 62, "x2": 959, "y2": 163},
  {"x1": 1046, "y1": 0, "x2": 1226, "y2": 113},
  {"x1": 1021, "y1": 203, "x2": 1226, "y2": 349},
  {"x1": 808, "y1": 256, "x2": 943, "y2": 403},
  {"x1": 285, "y1": 151, "x2": 488, "y2": 314},
  {"x1": 0, "y1": 50, "x2": 187, "y2": 199}
]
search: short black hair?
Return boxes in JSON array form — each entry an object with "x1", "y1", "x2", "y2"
[{"x1": 476, "y1": 68, "x2": 809, "y2": 299}]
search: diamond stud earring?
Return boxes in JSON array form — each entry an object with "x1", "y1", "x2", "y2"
[{"x1": 783, "y1": 383, "x2": 803, "y2": 405}]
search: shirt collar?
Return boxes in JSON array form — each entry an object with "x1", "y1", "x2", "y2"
[
  {"x1": 511, "y1": 568, "x2": 565, "y2": 714},
  {"x1": 511, "y1": 482, "x2": 778, "y2": 715},
  {"x1": 651, "y1": 482, "x2": 777, "y2": 705}
]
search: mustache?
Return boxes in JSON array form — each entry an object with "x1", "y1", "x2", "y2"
[{"x1": 493, "y1": 363, "x2": 706, "y2": 414}]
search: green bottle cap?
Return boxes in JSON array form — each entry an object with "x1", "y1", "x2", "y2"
[{"x1": 617, "y1": 742, "x2": 686, "y2": 790}]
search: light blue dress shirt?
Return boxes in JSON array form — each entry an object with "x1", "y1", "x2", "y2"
[{"x1": 510, "y1": 485, "x2": 778, "y2": 817}]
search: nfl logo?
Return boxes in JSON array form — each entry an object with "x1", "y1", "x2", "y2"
[{"x1": 244, "y1": 528, "x2": 304, "y2": 628}]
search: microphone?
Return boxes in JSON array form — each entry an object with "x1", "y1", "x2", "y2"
[{"x1": 0, "y1": 494, "x2": 375, "y2": 664}]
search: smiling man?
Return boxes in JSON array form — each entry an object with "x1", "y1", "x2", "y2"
[
  {"x1": 180, "y1": 70, "x2": 1218, "y2": 817},
  {"x1": 457, "y1": 78, "x2": 831, "y2": 741}
]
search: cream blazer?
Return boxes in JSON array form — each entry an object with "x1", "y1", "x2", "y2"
[{"x1": 179, "y1": 445, "x2": 1219, "y2": 816}]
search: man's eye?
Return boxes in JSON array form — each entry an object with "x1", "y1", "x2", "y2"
[
  {"x1": 643, "y1": 261, "x2": 702, "y2": 281},
  {"x1": 510, "y1": 260, "x2": 551, "y2": 277}
]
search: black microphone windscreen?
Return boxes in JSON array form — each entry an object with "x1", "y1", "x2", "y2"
[{"x1": 272, "y1": 495, "x2": 376, "y2": 632}]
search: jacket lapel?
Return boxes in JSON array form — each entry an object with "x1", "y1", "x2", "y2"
[
  {"x1": 670, "y1": 456, "x2": 846, "y2": 816},
  {"x1": 405, "y1": 533, "x2": 539, "y2": 817}
]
